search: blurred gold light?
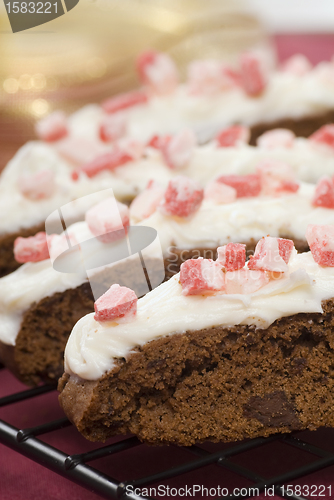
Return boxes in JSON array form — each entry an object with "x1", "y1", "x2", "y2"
[
  {"x1": 3, "y1": 78, "x2": 19, "y2": 94},
  {"x1": 31, "y1": 99, "x2": 49, "y2": 117}
]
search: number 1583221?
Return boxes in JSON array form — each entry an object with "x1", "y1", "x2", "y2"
[{"x1": 5, "y1": 2, "x2": 58, "y2": 14}]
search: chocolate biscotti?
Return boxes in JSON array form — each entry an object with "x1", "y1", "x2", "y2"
[
  {"x1": 2, "y1": 164, "x2": 334, "y2": 387},
  {"x1": 59, "y1": 229, "x2": 334, "y2": 445}
]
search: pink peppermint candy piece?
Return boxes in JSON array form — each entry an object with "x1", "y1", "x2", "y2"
[
  {"x1": 204, "y1": 180, "x2": 236, "y2": 204},
  {"x1": 137, "y1": 50, "x2": 179, "y2": 96},
  {"x1": 94, "y1": 284, "x2": 137, "y2": 322},
  {"x1": 102, "y1": 90, "x2": 148, "y2": 114},
  {"x1": 221, "y1": 66, "x2": 242, "y2": 87},
  {"x1": 130, "y1": 180, "x2": 165, "y2": 222},
  {"x1": 281, "y1": 54, "x2": 312, "y2": 76},
  {"x1": 35, "y1": 111, "x2": 68, "y2": 142},
  {"x1": 240, "y1": 52, "x2": 267, "y2": 96},
  {"x1": 18, "y1": 170, "x2": 55, "y2": 200},
  {"x1": 99, "y1": 113, "x2": 128, "y2": 142},
  {"x1": 216, "y1": 125, "x2": 250, "y2": 148},
  {"x1": 217, "y1": 243, "x2": 246, "y2": 271},
  {"x1": 312, "y1": 176, "x2": 334, "y2": 209},
  {"x1": 256, "y1": 160, "x2": 299, "y2": 196},
  {"x1": 48, "y1": 232, "x2": 77, "y2": 263},
  {"x1": 116, "y1": 137, "x2": 145, "y2": 161},
  {"x1": 309, "y1": 124, "x2": 334, "y2": 151},
  {"x1": 57, "y1": 137, "x2": 106, "y2": 166},
  {"x1": 217, "y1": 174, "x2": 261, "y2": 198},
  {"x1": 225, "y1": 268, "x2": 269, "y2": 295},
  {"x1": 72, "y1": 150, "x2": 133, "y2": 180},
  {"x1": 180, "y1": 258, "x2": 225, "y2": 296},
  {"x1": 306, "y1": 224, "x2": 334, "y2": 266},
  {"x1": 248, "y1": 237, "x2": 294, "y2": 273},
  {"x1": 159, "y1": 176, "x2": 204, "y2": 218},
  {"x1": 86, "y1": 198, "x2": 130, "y2": 243},
  {"x1": 14, "y1": 232, "x2": 50, "y2": 263},
  {"x1": 161, "y1": 129, "x2": 197, "y2": 170},
  {"x1": 256, "y1": 129, "x2": 296, "y2": 149}
]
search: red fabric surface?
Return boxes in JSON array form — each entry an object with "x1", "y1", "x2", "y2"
[
  {"x1": 274, "y1": 33, "x2": 334, "y2": 64},
  {"x1": 2, "y1": 34, "x2": 334, "y2": 500}
]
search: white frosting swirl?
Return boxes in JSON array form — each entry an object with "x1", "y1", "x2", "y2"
[
  {"x1": 139, "y1": 183, "x2": 334, "y2": 253},
  {"x1": 64, "y1": 252, "x2": 334, "y2": 381}
]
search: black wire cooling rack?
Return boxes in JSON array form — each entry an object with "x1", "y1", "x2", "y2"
[{"x1": 1, "y1": 363, "x2": 334, "y2": 500}]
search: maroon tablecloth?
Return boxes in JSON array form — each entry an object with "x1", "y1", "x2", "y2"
[{"x1": 2, "y1": 34, "x2": 334, "y2": 500}]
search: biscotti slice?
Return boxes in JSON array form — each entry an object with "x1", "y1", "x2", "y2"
[
  {"x1": 0, "y1": 197, "x2": 164, "y2": 386},
  {"x1": 59, "y1": 229, "x2": 334, "y2": 446}
]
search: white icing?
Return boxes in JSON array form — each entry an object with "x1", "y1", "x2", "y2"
[
  {"x1": 64, "y1": 251, "x2": 334, "y2": 381},
  {"x1": 126, "y1": 72, "x2": 334, "y2": 142}
]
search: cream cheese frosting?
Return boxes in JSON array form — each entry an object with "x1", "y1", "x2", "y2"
[
  {"x1": 138, "y1": 183, "x2": 334, "y2": 253},
  {"x1": 1, "y1": 181, "x2": 334, "y2": 348},
  {"x1": 64, "y1": 251, "x2": 334, "y2": 381}
]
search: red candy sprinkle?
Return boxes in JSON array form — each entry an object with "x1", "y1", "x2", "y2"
[
  {"x1": 187, "y1": 59, "x2": 225, "y2": 95},
  {"x1": 217, "y1": 243, "x2": 246, "y2": 271},
  {"x1": 35, "y1": 111, "x2": 68, "y2": 142},
  {"x1": 147, "y1": 134, "x2": 171, "y2": 150},
  {"x1": 136, "y1": 50, "x2": 179, "y2": 96},
  {"x1": 217, "y1": 174, "x2": 261, "y2": 198},
  {"x1": 86, "y1": 198, "x2": 130, "y2": 243},
  {"x1": 204, "y1": 180, "x2": 236, "y2": 204},
  {"x1": 225, "y1": 268, "x2": 269, "y2": 295},
  {"x1": 256, "y1": 160, "x2": 299, "y2": 196},
  {"x1": 130, "y1": 180, "x2": 165, "y2": 222},
  {"x1": 94, "y1": 284, "x2": 138, "y2": 322},
  {"x1": 312, "y1": 177, "x2": 334, "y2": 209},
  {"x1": 256, "y1": 129, "x2": 295, "y2": 149},
  {"x1": 18, "y1": 170, "x2": 55, "y2": 200},
  {"x1": 309, "y1": 124, "x2": 334, "y2": 151},
  {"x1": 99, "y1": 114, "x2": 127, "y2": 142},
  {"x1": 161, "y1": 129, "x2": 197, "y2": 170},
  {"x1": 306, "y1": 224, "x2": 334, "y2": 267},
  {"x1": 102, "y1": 90, "x2": 148, "y2": 114},
  {"x1": 14, "y1": 232, "x2": 50, "y2": 264},
  {"x1": 159, "y1": 176, "x2": 204, "y2": 217},
  {"x1": 56, "y1": 138, "x2": 106, "y2": 166},
  {"x1": 216, "y1": 125, "x2": 250, "y2": 148},
  {"x1": 240, "y1": 52, "x2": 267, "y2": 96},
  {"x1": 180, "y1": 258, "x2": 225, "y2": 296},
  {"x1": 72, "y1": 150, "x2": 133, "y2": 180},
  {"x1": 248, "y1": 237, "x2": 294, "y2": 272}
]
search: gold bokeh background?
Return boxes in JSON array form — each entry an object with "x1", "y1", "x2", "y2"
[{"x1": 0, "y1": 0, "x2": 270, "y2": 169}]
